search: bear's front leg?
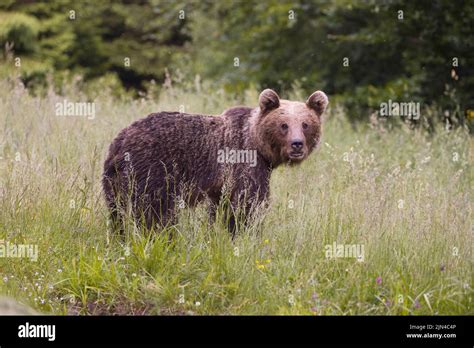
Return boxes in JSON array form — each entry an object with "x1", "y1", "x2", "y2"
[{"x1": 227, "y1": 181, "x2": 269, "y2": 238}]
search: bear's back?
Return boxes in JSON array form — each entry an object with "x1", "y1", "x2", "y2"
[{"x1": 104, "y1": 111, "x2": 229, "y2": 193}]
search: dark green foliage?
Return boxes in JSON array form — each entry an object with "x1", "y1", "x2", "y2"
[
  {"x1": 0, "y1": 0, "x2": 191, "y2": 91},
  {"x1": 181, "y1": 0, "x2": 472, "y2": 124},
  {"x1": 0, "y1": 0, "x2": 471, "y2": 124}
]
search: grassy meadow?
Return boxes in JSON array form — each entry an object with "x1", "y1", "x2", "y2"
[{"x1": 0, "y1": 78, "x2": 472, "y2": 315}]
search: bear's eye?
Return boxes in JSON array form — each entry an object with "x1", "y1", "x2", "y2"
[
  {"x1": 281, "y1": 123, "x2": 288, "y2": 131},
  {"x1": 302, "y1": 122, "x2": 308, "y2": 130}
]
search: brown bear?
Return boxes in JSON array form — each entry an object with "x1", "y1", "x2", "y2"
[{"x1": 102, "y1": 89, "x2": 328, "y2": 235}]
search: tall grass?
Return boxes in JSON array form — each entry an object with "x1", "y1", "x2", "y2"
[{"x1": 0, "y1": 78, "x2": 471, "y2": 315}]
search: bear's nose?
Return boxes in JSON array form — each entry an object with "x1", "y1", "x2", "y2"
[{"x1": 291, "y1": 140, "x2": 304, "y2": 150}]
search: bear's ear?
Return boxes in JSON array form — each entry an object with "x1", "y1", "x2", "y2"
[
  {"x1": 259, "y1": 89, "x2": 280, "y2": 114},
  {"x1": 306, "y1": 91, "x2": 329, "y2": 116}
]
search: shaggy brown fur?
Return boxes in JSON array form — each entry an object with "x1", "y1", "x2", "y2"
[{"x1": 102, "y1": 89, "x2": 328, "y2": 235}]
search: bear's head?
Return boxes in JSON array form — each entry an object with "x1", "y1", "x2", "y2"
[{"x1": 251, "y1": 88, "x2": 328, "y2": 167}]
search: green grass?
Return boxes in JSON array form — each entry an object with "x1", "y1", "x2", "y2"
[{"x1": 0, "y1": 79, "x2": 472, "y2": 315}]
